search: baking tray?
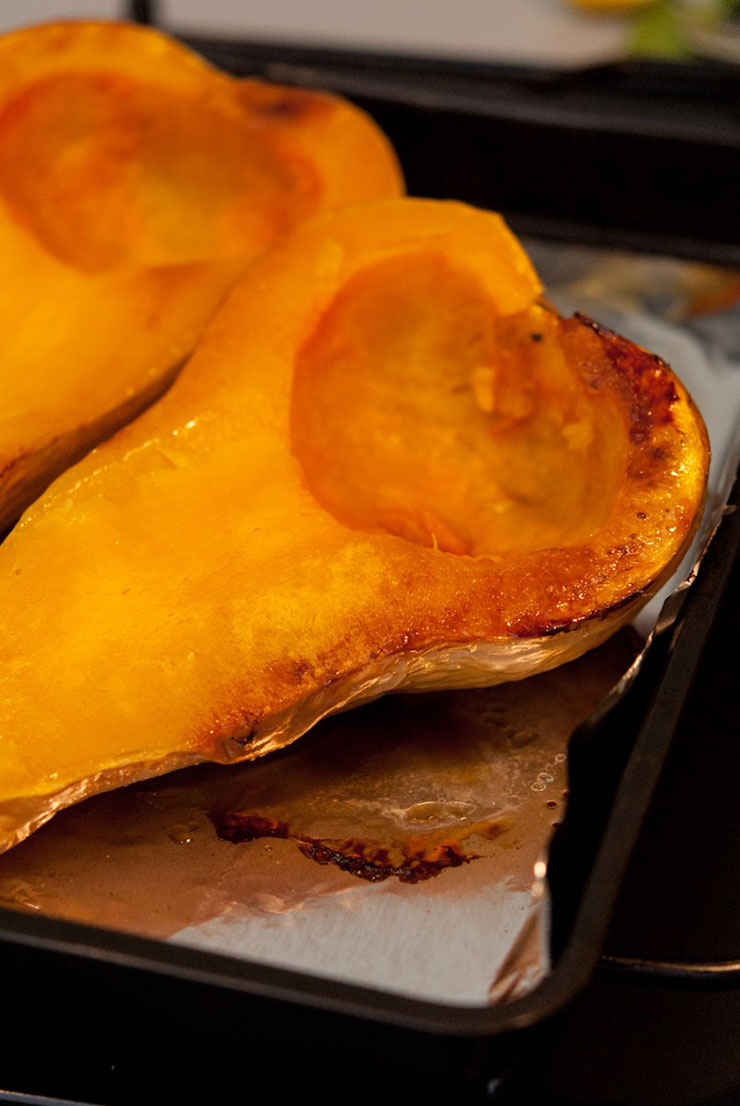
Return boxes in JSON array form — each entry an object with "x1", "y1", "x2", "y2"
[
  {"x1": 1, "y1": 35, "x2": 739, "y2": 1106},
  {"x1": 181, "y1": 31, "x2": 740, "y2": 267}
]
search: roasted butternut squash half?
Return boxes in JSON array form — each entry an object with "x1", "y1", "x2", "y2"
[
  {"x1": 0, "y1": 20, "x2": 402, "y2": 530},
  {"x1": 0, "y1": 199, "x2": 709, "y2": 852}
]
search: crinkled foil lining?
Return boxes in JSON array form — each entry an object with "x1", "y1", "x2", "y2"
[{"x1": 1, "y1": 243, "x2": 739, "y2": 1007}]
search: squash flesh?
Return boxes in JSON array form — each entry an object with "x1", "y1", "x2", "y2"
[
  {"x1": 0, "y1": 199, "x2": 709, "y2": 851},
  {"x1": 292, "y1": 254, "x2": 629, "y2": 555},
  {"x1": 0, "y1": 71, "x2": 318, "y2": 272},
  {"x1": 0, "y1": 20, "x2": 402, "y2": 529}
]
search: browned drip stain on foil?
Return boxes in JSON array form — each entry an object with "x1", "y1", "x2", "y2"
[
  {"x1": 211, "y1": 810, "x2": 513, "y2": 883},
  {"x1": 0, "y1": 627, "x2": 641, "y2": 938}
]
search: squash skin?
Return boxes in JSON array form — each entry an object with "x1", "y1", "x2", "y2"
[
  {"x1": 0, "y1": 199, "x2": 709, "y2": 852},
  {"x1": 0, "y1": 20, "x2": 403, "y2": 531}
]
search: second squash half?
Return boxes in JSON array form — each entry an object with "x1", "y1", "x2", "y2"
[{"x1": 0, "y1": 20, "x2": 402, "y2": 530}]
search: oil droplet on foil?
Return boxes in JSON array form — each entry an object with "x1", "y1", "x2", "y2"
[{"x1": 166, "y1": 821, "x2": 200, "y2": 845}]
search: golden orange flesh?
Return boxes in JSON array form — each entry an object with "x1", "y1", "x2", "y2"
[
  {"x1": 0, "y1": 20, "x2": 403, "y2": 530},
  {"x1": 292, "y1": 256, "x2": 629, "y2": 556},
  {"x1": 0, "y1": 199, "x2": 709, "y2": 852}
]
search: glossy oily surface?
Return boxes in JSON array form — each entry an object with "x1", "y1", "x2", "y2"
[{"x1": 0, "y1": 199, "x2": 709, "y2": 852}]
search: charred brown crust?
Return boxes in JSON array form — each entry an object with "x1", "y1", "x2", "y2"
[
  {"x1": 239, "y1": 83, "x2": 334, "y2": 123},
  {"x1": 569, "y1": 314, "x2": 680, "y2": 442},
  {"x1": 511, "y1": 588, "x2": 645, "y2": 639},
  {"x1": 210, "y1": 810, "x2": 509, "y2": 883}
]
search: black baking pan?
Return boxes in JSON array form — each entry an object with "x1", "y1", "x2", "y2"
[
  {"x1": 0, "y1": 471, "x2": 736, "y2": 1106},
  {"x1": 179, "y1": 30, "x2": 740, "y2": 269},
  {"x1": 1, "y1": 28, "x2": 739, "y2": 1106}
]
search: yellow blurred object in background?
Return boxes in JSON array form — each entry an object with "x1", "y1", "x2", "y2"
[{"x1": 569, "y1": 0, "x2": 655, "y2": 11}]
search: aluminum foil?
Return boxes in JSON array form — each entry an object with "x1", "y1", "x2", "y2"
[{"x1": 0, "y1": 243, "x2": 738, "y2": 1007}]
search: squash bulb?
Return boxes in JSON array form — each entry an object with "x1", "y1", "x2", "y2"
[
  {"x1": 0, "y1": 199, "x2": 709, "y2": 852},
  {"x1": 0, "y1": 19, "x2": 403, "y2": 530}
]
